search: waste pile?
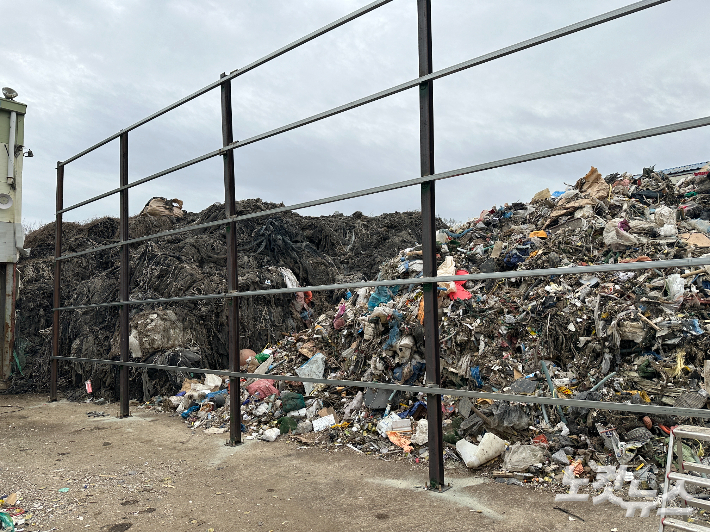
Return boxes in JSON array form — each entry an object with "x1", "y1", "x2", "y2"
[
  {"x1": 139, "y1": 161, "x2": 710, "y2": 497},
  {"x1": 12, "y1": 199, "x2": 429, "y2": 397},
  {"x1": 11, "y1": 160, "x2": 710, "y2": 500}
]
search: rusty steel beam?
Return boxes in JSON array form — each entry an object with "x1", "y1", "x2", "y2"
[
  {"x1": 221, "y1": 73, "x2": 242, "y2": 445},
  {"x1": 119, "y1": 132, "x2": 130, "y2": 418},
  {"x1": 417, "y1": 0, "x2": 444, "y2": 490},
  {"x1": 0, "y1": 263, "x2": 17, "y2": 390},
  {"x1": 50, "y1": 163, "x2": 64, "y2": 401}
]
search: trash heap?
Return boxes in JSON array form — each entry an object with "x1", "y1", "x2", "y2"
[
  {"x1": 12, "y1": 199, "x2": 429, "y2": 396},
  {"x1": 151, "y1": 162, "x2": 710, "y2": 491}
]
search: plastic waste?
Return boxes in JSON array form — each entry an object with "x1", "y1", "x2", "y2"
[
  {"x1": 367, "y1": 284, "x2": 400, "y2": 311},
  {"x1": 490, "y1": 402, "x2": 530, "y2": 431},
  {"x1": 279, "y1": 416, "x2": 298, "y2": 434},
  {"x1": 343, "y1": 391, "x2": 363, "y2": 419},
  {"x1": 596, "y1": 423, "x2": 627, "y2": 462},
  {"x1": 204, "y1": 373, "x2": 222, "y2": 389},
  {"x1": 659, "y1": 224, "x2": 678, "y2": 237},
  {"x1": 296, "y1": 420, "x2": 313, "y2": 434},
  {"x1": 254, "y1": 402, "x2": 271, "y2": 416},
  {"x1": 393, "y1": 361, "x2": 425, "y2": 385},
  {"x1": 551, "y1": 449, "x2": 571, "y2": 465},
  {"x1": 603, "y1": 219, "x2": 639, "y2": 246},
  {"x1": 180, "y1": 404, "x2": 199, "y2": 418},
  {"x1": 247, "y1": 379, "x2": 279, "y2": 399},
  {"x1": 450, "y1": 269, "x2": 472, "y2": 301},
  {"x1": 295, "y1": 352, "x2": 326, "y2": 395},
  {"x1": 261, "y1": 428, "x2": 280, "y2": 442},
  {"x1": 437, "y1": 256, "x2": 457, "y2": 294},
  {"x1": 470, "y1": 366, "x2": 484, "y2": 387},
  {"x1": 666, "y1": 273, "x2": 685, "y2": 302},
  {"x1": 239, "y1": 348, "x2": 256, "y2": 368},
  {"x1": 387, "y1": 431, "x2": 413, "y2": 453},
  {"x1": 286, "y1": 407, "x2": 306, "y2": 419},
  {"x1": 456, "y1": 432, "x2": 507, "y2": 469},
  {"x1": 280, "y1": 391, "x2": 306, "y2": 413},
  {"x1": 411, "y1": 419, "x2": 428, "y2": 445},
  {"x1": 395, "y1": 335, "x2": 415, "y2": 361},
  {"x1": 688, "y1": 218, "x2": 710, "y2": 233},
  {"x1": 313, "y1": 414, "x2": 336, "y2": 432},
  {"x1": 654, "y1": 205, "x2": 676, "y2": 227},
  {"x1": 377, "y1": 412, "x2": 403, "y2": 437},
  {"x1": 503, "y1": 443, "x2": 546, "y2": 472},
  {"x1": 556, "y1": 422, "x2": 570, "y2": 436},
  {"x1": 0, "y1": 512, "x2": 13, "y2": 532}
]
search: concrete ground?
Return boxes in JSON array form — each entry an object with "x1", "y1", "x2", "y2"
[{"x1": 0, "y1": 394, "x2": 664, "y2": 531}]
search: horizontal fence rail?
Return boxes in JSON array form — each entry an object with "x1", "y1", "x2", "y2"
[
  {"x1": 51, "y1": 356, "x2": 710, "y2": 419},
  {"x1": 58, "y1": 0, "x2": 395, "y2": 167},
  {"x1": 51, "y1": 0, "x2": 705, "y2": 489},
  {"x1": 55, "y1": 256, "x2": 710, "y2": 311},
  {"x1": 58, "y1": 0, "x2": 670, "y2": 215},
  {"x1": 56, "y1": 114, "x2": 710, "y2": 262}
]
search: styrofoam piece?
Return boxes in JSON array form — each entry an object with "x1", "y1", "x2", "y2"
[{"x1": 313, "y1": 414, "x2": 336, "y2": 432}]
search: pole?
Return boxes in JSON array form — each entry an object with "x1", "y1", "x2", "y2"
[
  {"x1": 417, "y1": 0, "x2": 444, "y2": 489},
  {"x1": 119, "y1": 132, "x2": 130, "y2": 417},
  {"x1": 221, "y1": 72, "x2": 242, "y2": 445},
  {"x1": 50, "y1": 163, "x2": 64, "y2": 401}
]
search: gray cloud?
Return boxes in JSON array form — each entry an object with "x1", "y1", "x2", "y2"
[{"x1": 4, "y1": 0, "x2": 709, "y2": 228}]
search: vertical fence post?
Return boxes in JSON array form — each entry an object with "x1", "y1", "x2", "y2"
[
  {"x1": 119, "y1": 132, "x2": 130, "y2": 418},
  {"x1": 417, "y1": 0, "x2": 444, "y2": 489},
  {"x1": 221, "y1": 72, "x2": 242, "y2": 445},
  {"x1": 50, "y1": 163, "x2": 64, "y2": 401}
]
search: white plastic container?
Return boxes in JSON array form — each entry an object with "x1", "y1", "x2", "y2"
[{"x1": 456, "y1": 433, "x2": 507, "y2": 469}]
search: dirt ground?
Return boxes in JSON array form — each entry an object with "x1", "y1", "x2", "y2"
[{"x1": 0, "y1": 394, "x2": 662, "y2": 532}]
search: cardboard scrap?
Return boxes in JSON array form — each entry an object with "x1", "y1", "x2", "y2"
[
  {"x1": 531, "y1": 188, "x2": 551, "y2": 203},
  {"x1": 576, "y1": 166, "x2": 608, "y2": 200},
  {"x1": 546, "y1": 198, "x2": 596, "y2": 224},
  {"x1": 298, "y1": 341, "x2": 317, "y2": 359},
  {"x1": 180, "y1": 378, "x2": 201, "y2": 393},
  {"x1": 318, "y1": 407, "x2": 340, "y2": 424},
  {"x1": 679, "y1": 232, "x2": 710, "y2": 247}
]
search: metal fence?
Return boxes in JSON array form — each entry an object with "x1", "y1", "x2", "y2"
[{"x1": 51, "y1": 0, "x2": 710, "y2": 489}]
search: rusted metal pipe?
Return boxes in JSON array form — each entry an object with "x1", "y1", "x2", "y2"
[
  {"x1": 418, "y1": 0, "x2": 444, "y2": 490},
  {"x1": 119, "y1": 132, "x2": 130, "y2": 418},
  {"x1": 221, "y1": 73, "x2": 242, "y2": 446},
  {"x1": 50, "y1": 163, "x2": 63, "y2": 401}
]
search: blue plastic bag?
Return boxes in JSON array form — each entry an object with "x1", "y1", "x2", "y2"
[
  {"x1": 470, "y1": 366, "x2": 484, "y2": 387},
  {"x1": 368, "y1": 285, "x2": 400, "y2": 311},
  {"x1": 181, "y1": 404, "x2": 200, "y2": 419}
]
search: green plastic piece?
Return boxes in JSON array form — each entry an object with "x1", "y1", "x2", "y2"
[
  {"x1": 281, "y1": 391, "x2": 306, "y2": 413},
  {"x1": 279, "y1": 417, "x2": 298, "y2": 434},
  {"x1": 0, "y1": 511, "x2": 14, "y2": 532}
]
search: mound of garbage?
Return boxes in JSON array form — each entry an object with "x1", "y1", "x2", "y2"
[
  {"x1": 142, "y1": 161, "x2": 710, "y2": 491},
  {"x1": 12, "y1": 198, "x2": 430, "y2": 396},
  {"x1": 11, "y1": 160, "x2": 710, "y2": 492}
]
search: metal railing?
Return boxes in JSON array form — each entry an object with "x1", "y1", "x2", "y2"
[{"x1": 51, "y1": 0, "x2": 710, "y2": 489}]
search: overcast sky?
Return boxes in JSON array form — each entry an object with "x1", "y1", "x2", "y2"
[{"x1": 4, "y1": 0, "x2": 710, "y2": 228}]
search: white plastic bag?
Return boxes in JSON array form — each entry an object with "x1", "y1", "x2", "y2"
[
  {"x1": 666, "y1": 273, "x2": 685, "y2": 302},
  {"x1": 503, "y1": 443, "x2": 546, "y2": 472},
  {"x1": 296, "y1": 352, "x2": 325, "y2": 395}
]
